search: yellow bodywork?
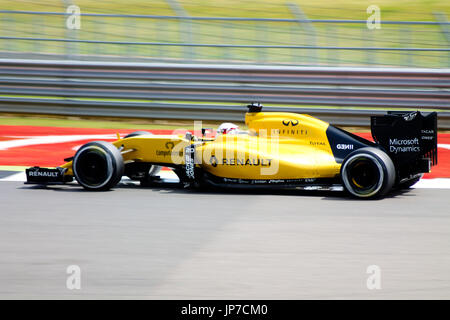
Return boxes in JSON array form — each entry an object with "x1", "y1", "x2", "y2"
[{"x1": 62, "y1": 112, "x2": 341, "y2": 180}]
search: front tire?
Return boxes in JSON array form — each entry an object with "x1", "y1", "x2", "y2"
[
  {"x1": 340, "y1": 147, "x2": 395, "y2": 199},
  {"x1": 73, "y1": 141, "x2": 124, "y2": 191}
]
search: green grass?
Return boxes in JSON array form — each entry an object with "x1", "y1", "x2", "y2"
[
  {"x1": 0, "y1": 0, "x2": 448, "y2": 67},
  {"x1": 1, "y1": 0, "x2": 448, "y2": 21}
]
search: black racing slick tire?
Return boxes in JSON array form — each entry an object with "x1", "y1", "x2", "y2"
[
  {"x1": 73, "y1": 141, "x2": 124, "y2": 191},
  {"x1": 123, "y1": 131, "x2": 161, "y2": 179},
  {"x1": 340, "y1": 147, "x2": 396, "y2": 199}
]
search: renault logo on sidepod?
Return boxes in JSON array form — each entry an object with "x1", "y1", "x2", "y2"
[
  {"x1": 210, "y1": 155, "x2": 218, "y2": 167},
  {"x1": 282, "y1": 119, "x2": 299, "y2": 126}
]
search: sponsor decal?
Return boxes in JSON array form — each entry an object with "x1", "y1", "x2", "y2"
[
  {"x1": 336, "y1": 144, "x2": 354, "y2": 150},
  {"x1": 185, "y1": 145, "x2": 195, "y2": 180},
  {"x1": 282, "y1": 119, "x2": 299, "y2": 127},
  {"x1": 156, "y1": 141, "x2": 183, "y2": 157},
  {"x1": 403, "y1": 112, "x2": 417, "y2": 121},
  {"x1": 165, "y1": 141, "x2": 175, "y2": 149},
  {"x1": 210, "y1": 155, "x2": 218, "y2": 167},
  {"x1": 310, "y1": 141, "x2": 326, "y2": 146},
  {"x1": 389, "y1": 138, "x2": 420, "y2": 154},
  {"x1": 421, "y1": 129, "x2": 435, "y2": 141},
  {"x1": 274, "y1": 129, "x2": 308, "y2": 136},
  {"x1": 222, "y1": 177, "x2": 318, "y2": 184},
  {"x1": 209, "y1": 157, "x2": 273, "y2": 167},
  {"x1": 156, "y1": 150, "x2": 183, "y2": 157},
  {"x1": 27, "y1": 170, "x2": 59, "y2": 177}
]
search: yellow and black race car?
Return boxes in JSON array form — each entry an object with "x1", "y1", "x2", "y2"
[{"x1": 26, "y1": 103, "x2": 437, "y2": 199}]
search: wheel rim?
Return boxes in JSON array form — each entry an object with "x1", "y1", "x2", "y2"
[
  {"x1": 342, "y1": 154, "x2": 384, "y2": 198},
  {"x1": 74, "y1": 146, "x2": 113, "y2": 188}
]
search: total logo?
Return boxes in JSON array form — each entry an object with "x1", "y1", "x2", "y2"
[{"x1": 336, "y1": 144, "x2": 354, "y2": 150}]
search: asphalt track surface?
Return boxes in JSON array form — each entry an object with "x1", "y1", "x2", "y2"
[{"x1": 0, "y1": 180, "x2": 449, "y2": 299}]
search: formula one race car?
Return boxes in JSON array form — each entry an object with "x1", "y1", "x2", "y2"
[{"x1": 25, "y1": 103, "x2": 437, "y2": 199}]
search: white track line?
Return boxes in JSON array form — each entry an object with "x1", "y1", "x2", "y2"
[
  {"x1": 412, "y1": 178, "x2": 450, "y2": 189},
  {"x1": 0, "y1": 135, "x2": 117, "y2": 150}
]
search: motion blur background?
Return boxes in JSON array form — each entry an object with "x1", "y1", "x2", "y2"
[
  {"x1": 0, "y1": 0, "x2": 449, "y2": 67},
  {"x1": 0, "y1": 0, "x2": 448, "y2": 128}
]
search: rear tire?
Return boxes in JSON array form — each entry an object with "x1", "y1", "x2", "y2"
[
  {"x1": 341, "y1": 147, "x2": 395, "y2": 199},
  {"x1": 73, "y1": 141, "x2": 124, "y2": 191}
]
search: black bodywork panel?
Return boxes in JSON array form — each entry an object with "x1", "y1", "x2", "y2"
[
  {"x1": 371, "y1": 111, "x2": 438, "y2": 180},
  {"x1": 326, "y1": 125, "x2": 376, "y2": 163},
  {"x1": 327, "y1": 110, "x2": 437, "y2": 183}
]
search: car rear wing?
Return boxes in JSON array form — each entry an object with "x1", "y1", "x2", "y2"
[{"x1": 371, "y1": 111, "x2": 437, "y2": 176}]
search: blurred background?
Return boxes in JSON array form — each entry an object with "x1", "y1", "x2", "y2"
[
  {"x1": 0, "y1": 0, "x2": 448, "y2": 128},
  {"x1": 0, "y1": 0, "x2": 448, "y2": 67}
]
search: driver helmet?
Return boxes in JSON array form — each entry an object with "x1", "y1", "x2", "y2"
[{"x1": 217, "y1": 122, "x2": 239, "y2": 135}]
